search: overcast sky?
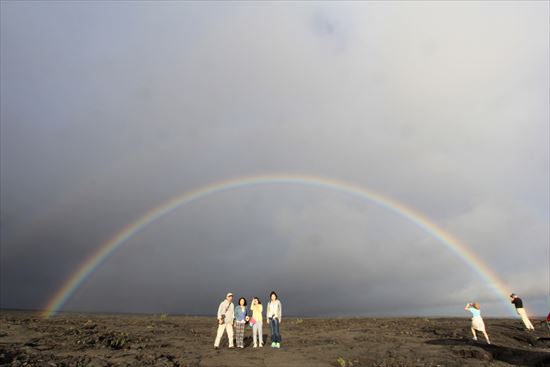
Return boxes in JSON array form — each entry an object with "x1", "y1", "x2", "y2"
[{"x1": 1, "y1": 1, "x2": 548, "y2": 317}]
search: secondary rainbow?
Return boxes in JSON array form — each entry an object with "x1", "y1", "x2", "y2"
[{"x1": 42, "y1": 173, "x2": 512, "y2": 318}]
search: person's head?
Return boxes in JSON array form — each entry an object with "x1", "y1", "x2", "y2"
[
  {"x1": 473, "y1": 303, "x2": 480, "y2": 310},
  {"x1": 226, "y1": 292, "x2": 234, "y2": 302},
  {"x1": 270, "y1": 291, "x2": 278, "y2": 301},
  {"x1": 510, "y1": 293, "x2": 517, "y2": 299},
  {"x1": 238, "y1": 297, "x2": 247, "y2": 306},
  {"x1": 253, "y1": 297, "x2": 261, "y2": 305}
]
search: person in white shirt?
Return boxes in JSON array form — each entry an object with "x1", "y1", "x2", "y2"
[
  {"x1": 214, "y1": 292, "x2": 235, "y2": 349},
  {"x1": 266, "y1": 291, "x2": 282, "y2": 348}
]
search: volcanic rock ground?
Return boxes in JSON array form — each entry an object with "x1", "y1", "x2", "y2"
[{"x1": 1, "y1": 311, "x2": 549, "y2": 366}]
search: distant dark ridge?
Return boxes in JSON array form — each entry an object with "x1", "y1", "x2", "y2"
[
  {"x1": 0, "y1": 308, "x2": 44, "y2": 314},
  {"x1": 0, "y1": 308, "x2": 214, "y2": 317},
  {"x1": 2, "y1": 309, "x2": 547, "y2": 320}
]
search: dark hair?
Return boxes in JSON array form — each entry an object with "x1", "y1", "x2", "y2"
[
  {"x1": 238, "y1": 297, "x2": 247, "y2": 306},
  {"x1": 253, "y1": 297, "x2": 262, "y2": 305},
  {"x1": 270, "y1": 291, "x2": 278, "y2": 300}
]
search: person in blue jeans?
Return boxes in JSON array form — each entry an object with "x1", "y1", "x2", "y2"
[{"x1": 266, "y1": 291, "x2": 282, "y2": 348}]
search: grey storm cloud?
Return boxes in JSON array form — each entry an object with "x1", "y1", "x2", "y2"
[{"x1": 1, "y1": 1, "x2": 548, "y2": 317}]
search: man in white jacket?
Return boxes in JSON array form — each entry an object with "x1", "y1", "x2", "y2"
[{"x1": 214, "y1": 292, "x2": 235, "y2": 349}]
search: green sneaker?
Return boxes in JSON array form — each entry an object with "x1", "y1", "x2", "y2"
[
  {"x1": 276, "y1": 342, "x2": 280, "y2": 348},
  {"x1": 271, "y1": 342, "x2": 275, "y2": 347}
]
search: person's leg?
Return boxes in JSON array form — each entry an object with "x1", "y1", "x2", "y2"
[
  {"x1": 235, "y1": 323, "x2": 240, "y2": 347},
  {"x1": 269, "y1": 319, "x2": 275, "y2": 346},
  {"x1": 482, "y1": 330, "x2": 490, "y2": 344},
  {"x1": 516, "y1": 308, "x2": 524, "y2": 328},
  {"x1": 227, "y1": 323, "x2": 234, "y2": 348},
  {"x1": 252, "y1": 323, "x2": 258, "y2": 346},
  {"x1": 525, "y1": 312, "x2": 534, "y2": 330},
  {"x1": 273, "y1": 318, "x2": 281, "y2": 345},
  {"x1": 258, "y1": 322, "x2": 263, "y2": 346},
  {"x1": 238, "y1": 323, "x2": 245, "y2": 347},
  {"x1": 471, "y1": 327, "x2": 477, "y2": 340},
  {"x1": 214, "y1": 324, "x2": 226, "y2": 347},
  {"x1": 518, "y1": 308, "x2": 535, "y2": 330}
]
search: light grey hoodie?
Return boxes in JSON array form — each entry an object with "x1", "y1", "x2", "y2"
[{"x1": 266, "y1": 299, "x2": 282, "y2": 322}]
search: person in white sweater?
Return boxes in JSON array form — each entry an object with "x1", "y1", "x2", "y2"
[
  {"x1": 266, "y1": 291, "x2": 282, "y2": 348},
  {"x1": 214, "y1": 292, "x2": 235, "y2": 349}
]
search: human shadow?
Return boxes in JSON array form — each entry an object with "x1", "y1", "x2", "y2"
[{"x1": 427, "y1": 338, "x2": 550, "y2": 366}]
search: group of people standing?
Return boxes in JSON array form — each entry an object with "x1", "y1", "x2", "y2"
[
  {"x1": 215, "y1": 290, "x2": 536, "y2": 349},
  {"x1": 214, "y1": 291, "x2": 282, "y2": 349},
  {"x1": 465, "y1": 293, "x2": 536, "y2": 345}
]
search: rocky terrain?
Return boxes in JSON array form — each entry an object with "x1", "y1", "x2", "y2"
[{"x1": 1, "y1": 311, "x2": 549, "y2": 366}]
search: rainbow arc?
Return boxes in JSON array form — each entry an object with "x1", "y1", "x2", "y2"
[{"x1": 42, "y1": 173, "x2": 512, "y2": 318}]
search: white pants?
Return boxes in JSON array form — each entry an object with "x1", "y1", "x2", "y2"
[
  {"x1": 214, "y1": 323, "x2": 234, "y2": 347},
  {"x1": 516, "y1": 308, "x2": 535, "y2": 330},
  {"x1": 252, "y1": 321, "x2": 263, "y2": 345}
]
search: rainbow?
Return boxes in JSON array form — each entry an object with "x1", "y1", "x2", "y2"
[{"x1": 42, "y1": 173, "x2": 512, "y2": 318}]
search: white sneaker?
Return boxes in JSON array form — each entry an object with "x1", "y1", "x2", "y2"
[
  {"x1": 253, "y1": 344, "x2": 257, "y2": 348},
  {"x1": 259, "y1": 343, "x2": 263, "y2": 348}
]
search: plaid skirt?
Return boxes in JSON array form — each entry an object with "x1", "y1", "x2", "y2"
[{"x1": 235, "y1": 322, "x2": 246, "y2": 346}]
